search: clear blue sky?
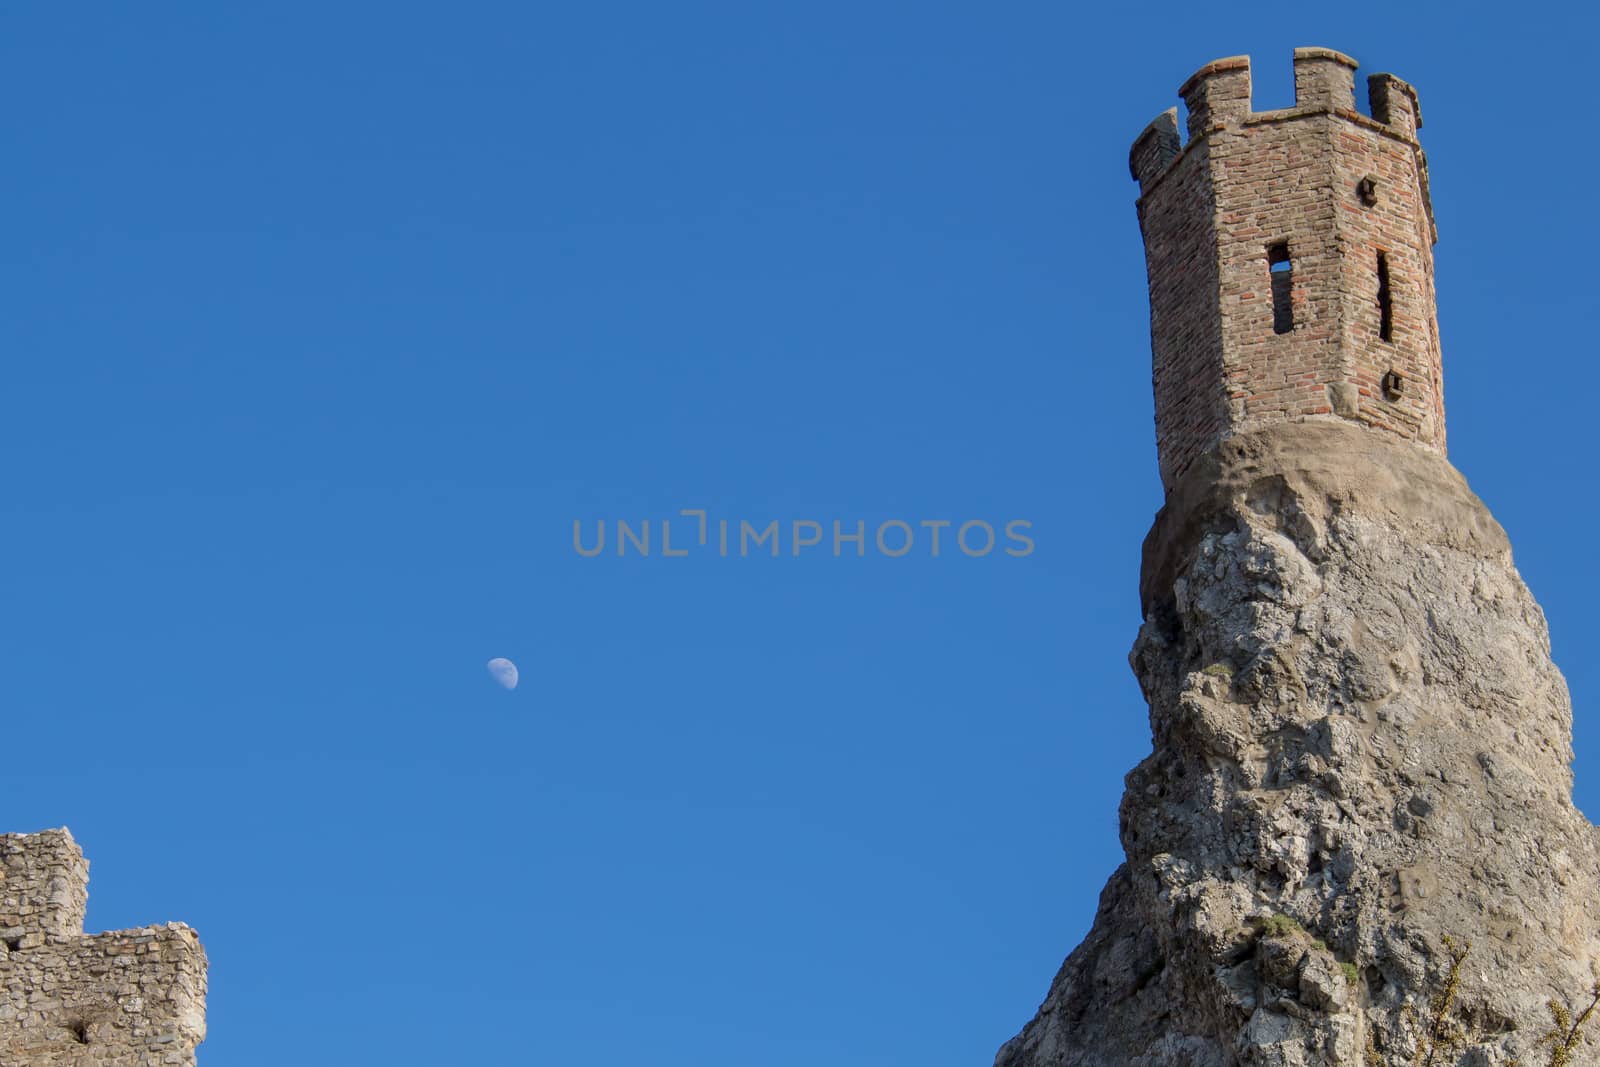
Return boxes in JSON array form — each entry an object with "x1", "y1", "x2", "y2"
[{"x1": 4, "y1": 5, "x2": 1596, "y2": 1065}]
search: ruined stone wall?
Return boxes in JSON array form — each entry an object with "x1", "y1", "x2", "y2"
[
  {"x1": 0, "y1": 830, "x2": 206, "y2": 1066},
  {"x1": 1130, "y1": 49, "x2": 1443, "y2": 491}
]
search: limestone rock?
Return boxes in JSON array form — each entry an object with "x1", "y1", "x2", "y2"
[{"x1": 996, "y1": 422, "x2": 1600, "y2": 1067}]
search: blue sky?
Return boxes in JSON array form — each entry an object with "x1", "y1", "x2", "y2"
[{"x1": 3, "y1": 5, "x2": 1597, "y2": 1065}]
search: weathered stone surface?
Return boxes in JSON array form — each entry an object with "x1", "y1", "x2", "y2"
[
  {"x1": 995, "y1": 422, "x2": 1600, "y2": 1066},
  {"x1": 0, "y1": 829, "x2": 206, "y2": 1066}
]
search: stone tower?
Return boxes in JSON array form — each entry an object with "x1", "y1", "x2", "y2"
[
  {"x1": 1129, "y1": 48, "x2": 1444, "y2": 492},
  {"x1": 0, "y1": 829, "x2": 207, "y2": 1065},
  {"x1": 996, "y1": 50, "x2": 1600, "y2": 1066}
]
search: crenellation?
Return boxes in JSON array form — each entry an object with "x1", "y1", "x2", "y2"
[
  {"x1": 1177, "y1": 55, "x2": 1250, "y2": 141},
  {"x1": 1128, "y1": 108, "x2": 1180, "y2": 190},
  {"x1": 0, "y1": 829, "x2": 206, "y2": 1066},
  {"x1": 1369, "y1": 72, "x2": 1423, "y2": 136},
  {"x1": 1291, "y1": 47, "x2": 1358, "y2": 112}
]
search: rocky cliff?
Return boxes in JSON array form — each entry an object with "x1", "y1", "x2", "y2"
[{"x1": 997, "y1": 422, "x2": 1600, "y2": 1066}]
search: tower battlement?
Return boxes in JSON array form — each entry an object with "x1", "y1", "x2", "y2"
[{"x1": 1129, "y1": 48, "x2": 1444, "y2": 491}]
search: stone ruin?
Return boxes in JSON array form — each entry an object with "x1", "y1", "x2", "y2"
[{"x1": 0, "y1": 829, "x2": 205, "y2": 1066}]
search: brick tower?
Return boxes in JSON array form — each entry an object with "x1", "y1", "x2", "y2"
[{"x1": 1129, "y1": 48, "x2": 1444, "y2": 492}]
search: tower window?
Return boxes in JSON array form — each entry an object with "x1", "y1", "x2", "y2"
[
  {"x1": 1268, "y1": 243, "x2": 1293, "y2": 334},
  {"x1": 1377, "y1": 252, "x2": 1394, "y2": 342}
]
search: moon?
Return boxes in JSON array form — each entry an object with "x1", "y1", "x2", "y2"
[{"x1": 486, "y1": 657, "x2": 518, "y2": 691}]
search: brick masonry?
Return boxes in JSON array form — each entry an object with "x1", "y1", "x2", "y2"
[
  {"x1": 0, "y1": 829, "x2": 206, "y2": 1066},
  {"x1": 1130, "y1": 48, "x2": 1446, "y2": 492}
]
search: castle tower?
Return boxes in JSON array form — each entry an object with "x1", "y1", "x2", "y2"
[
  {"x1": 997, "y1": 49, "x2": 1600, "y2": 1067},
  {"x1": 1129, "y1": 48, "x2": 1444, "y2": 491}
]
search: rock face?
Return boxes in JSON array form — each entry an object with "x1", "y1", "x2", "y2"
[
  {"x1": 0, "y1": 829, "x2": 207, "y2": 1065},
  {"x1": 996, "y1": 421, "x2": 1600, "y2": 1066}
]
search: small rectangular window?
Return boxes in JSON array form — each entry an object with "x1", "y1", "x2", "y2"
[
  {"x1": 1268, "y1": 243, "x2": 1293, "y2": 334},
  {"x1": 1376, "y1": 252, "x2": 1394, "y2": 342}
]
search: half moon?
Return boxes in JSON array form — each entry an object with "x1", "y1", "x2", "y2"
[{"x1": 486, "y1": 657, "x2": 519, "y2": 691}]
